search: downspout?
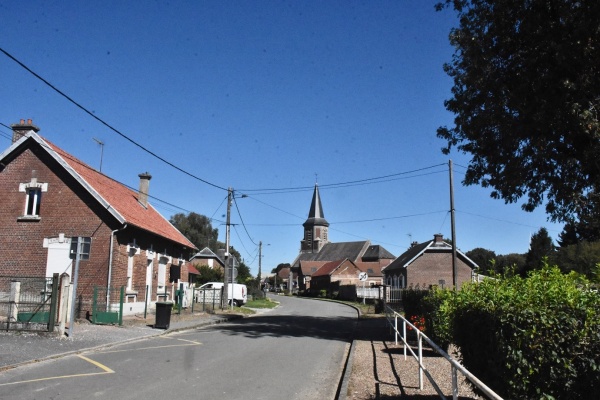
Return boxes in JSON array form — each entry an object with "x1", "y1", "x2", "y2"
[{"x1": 107, "y1": 223, "x2": 128, "y2": 308}]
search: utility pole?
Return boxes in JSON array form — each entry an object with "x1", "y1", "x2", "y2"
[
  {"x1": 449, "y1": 160, "x2": 458, "y2": 288},
  {"x1": 258, "y1": 241, "x2": 262, "y2": 290},
  {"x1": 223, "y1": 188, "x2": 232, "y2": 309}
]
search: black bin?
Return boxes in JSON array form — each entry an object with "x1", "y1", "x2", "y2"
[{"x1": 155, "y1": 301, "x2": 173, "y2": 329}]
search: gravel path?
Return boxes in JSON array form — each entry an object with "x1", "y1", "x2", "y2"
[{"x1": 346, "y1": 318, "x2": 483, "y2": 400}]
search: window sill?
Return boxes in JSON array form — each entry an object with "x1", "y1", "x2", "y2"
[{"x1": 17, "y1": 215, "x2": 41, "y2": 222}]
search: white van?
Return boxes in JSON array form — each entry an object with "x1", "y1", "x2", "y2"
[{"x1": 197, "y1": 282, "x2": 247, "y2": 307}]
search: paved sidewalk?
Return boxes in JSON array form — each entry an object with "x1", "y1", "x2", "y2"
[{"x1": 0, "y1": 311, "x2": 240, "y2": 371}]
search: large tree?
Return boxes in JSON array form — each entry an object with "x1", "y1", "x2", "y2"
[
  {"x1": 436, "y1": 1, "x2": 600, "y2": 225},
  {"x1": 465, "y1": 247, "x2": 496, "y2": 275},
  {"x1": 170, "y1": 212, "x2": 219, "y2": 250},
  {"x1": 525, "y1": 227, "x2": 555, "y2": 274}
]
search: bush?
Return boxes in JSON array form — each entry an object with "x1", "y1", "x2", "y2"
[
  {"x1": 450, "y1": 265, "x2": 600, "y2": 399},
  {"x1": 421, "y1": 288, "x2": 454, "y2": 351},
  {"x1": 400, "y1": 288, "x2": 428, "y2": 319}
]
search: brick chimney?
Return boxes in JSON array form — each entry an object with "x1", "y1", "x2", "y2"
[
  {"x1": 10, "y1": 119, "x2": 40, "y2": 143},
  {"x1": 433, "y1": 233, "x2": 444, "y2": 245},
  {"x1": 138, "y1": 172, "x2": 152, "y2": 207}
]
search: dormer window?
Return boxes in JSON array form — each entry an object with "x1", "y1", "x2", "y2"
[{"x1": 18, "y1": 178, "x2": 48, "y2": 220}]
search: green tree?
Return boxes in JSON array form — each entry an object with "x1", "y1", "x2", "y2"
[
  {"x1": 194, "y1": 265, "x2": 223, "y2": 286},
  {"x1": 495, "y1": 253, "x2": 527, "y2": 275},
  {"x1": 436, "y1": 1, "x2": 600, "y2": 225},
  {"x1": 525, "y1": 227, "x2": 555, "y2": 275},
  {"x1": 235, "y1": 261, "x2": 252, "y2": 284},
  {"x1": 465, "y1": 247, "x2": 496, "y2": 275},
  {"x1": 553, "y1": 240, "x2": 600, "y2": 279},
  {"x1": 170, "y1": 212, "x2": 218, "y2": 250}
]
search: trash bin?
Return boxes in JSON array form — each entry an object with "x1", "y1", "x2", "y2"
[{"x1": 155, "y1": 302, "x2": 172, "y2": 329}]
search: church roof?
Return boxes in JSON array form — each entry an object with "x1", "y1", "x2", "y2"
[
  {"x1": 292, "y1": 240, "x2": 370, "y2": 269},
  {"x1": 303, "y1": 183, "x2": 329, "y2": 227},
  {"x1": 361, "y1": 245, "x2": 395, "y2": 261}
]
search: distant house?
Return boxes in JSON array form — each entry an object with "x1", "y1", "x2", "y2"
[
  {"x1": 383, "y1": 234, "x2": 478, "y2": 289},
  {"x1": 355, "y1": 260, "x2": 391, "y2": 287},
  {"x1": 310, "y1": 259, "x2": 363, "y2": 293},
  {"x1": 190, "y1": 247, "x2": 226, "y2": 271},
  {"x1": 297, "y1": 260, "x2": 328, "y2": 291},
  {"x1": 291, "y1": 184, "x2": 395, "y2": 292},
  {"x1": 0, "y1": 120, "x2": 197, "y2": 318},
  {"x1": 189, "y1": 247, "x2": 242, "y2": 285}
]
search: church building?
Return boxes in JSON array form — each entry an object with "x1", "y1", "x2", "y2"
[{"x1": 291, "y1": 184, "x2": 395, "y2": 293}]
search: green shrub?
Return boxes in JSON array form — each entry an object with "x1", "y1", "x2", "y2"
[
  {"x1": 421, "y1": 288, "x2": 454, "y2": 351},
  {"x1": 451, "y1": 265, "x2": 600, "y2": 399},
  {"x1": 400, "y1": 288, "x2": 428, "y2": 319}
]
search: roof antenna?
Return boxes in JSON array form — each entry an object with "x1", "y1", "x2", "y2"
[{"x1": 92, "y1": 137, "x2": 104, "y2": 172}]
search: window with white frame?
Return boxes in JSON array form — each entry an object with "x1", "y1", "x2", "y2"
[
  {"x1": 19, "y1": 179, "x2": 48, "y2": 218},
  {"x1": 126, "y1": 242, "x2": 140, "y2": 292}
]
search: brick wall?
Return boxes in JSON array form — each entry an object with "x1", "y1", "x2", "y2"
[{"x1": 406, "y1": 252, "x2": 473, "y2": 289}]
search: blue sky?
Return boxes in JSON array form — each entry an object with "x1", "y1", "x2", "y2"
[{"x1": 1, "y1": 1, "x2": 562, "y2": 276}]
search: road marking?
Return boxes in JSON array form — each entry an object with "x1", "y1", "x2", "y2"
[
  {"x1": 96, "y1": 338, "x2": 202, "y2": 354},
  {"x1": 0, "y1": 355, "x2": 114, "y2": 387},
  {"x1": 0, "y1": 338, "x2": 200, "y2": 387},
  {"x1": 77, "y1": 355, "x2": 114, "y2": 373}
]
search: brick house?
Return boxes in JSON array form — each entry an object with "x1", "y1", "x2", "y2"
[
  {"x1": 0, "y1": 120, "x2": 197, "y2": 318},
  {"x1": 383, "y1": 234, "x2": 478, "y2": 289},
  {"x1": 309, "y1": 259, "x2": 363, "y2": 293}
]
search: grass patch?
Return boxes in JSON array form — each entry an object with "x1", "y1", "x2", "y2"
[{"x1": 244, "y1": 297, "x2": 278, "y2": 309}]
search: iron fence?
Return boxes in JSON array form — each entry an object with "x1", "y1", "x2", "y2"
[
  {"x1": 0, "y1": 275, "x2": 58, "y2": 332},
  {"x1": 384, "y1": 305, "x2": 503, "y2": 400}
]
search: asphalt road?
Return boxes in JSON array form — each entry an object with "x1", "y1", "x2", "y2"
[{"x1": 0, "y1": 295, "x2": 358, "y2": 400}]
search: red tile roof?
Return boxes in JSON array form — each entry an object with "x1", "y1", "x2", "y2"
[
  {"x1": 312, "y1": 259, "x2": 346, "y2": 277},
  {"x1": 298, "y1": 260, "x2": 329, "y2": 276},
  {"x1": 38, "y1": 134, "x2": 196, "y2": 249}
]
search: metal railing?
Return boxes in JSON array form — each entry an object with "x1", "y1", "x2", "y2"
[{"x1": 384, "y1": 305, "x2": 503, "y2": 400}]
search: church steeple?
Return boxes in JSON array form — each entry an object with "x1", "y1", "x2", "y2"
[{"x1": 301, "y1": 184, "x2": 329, "y2": 253}]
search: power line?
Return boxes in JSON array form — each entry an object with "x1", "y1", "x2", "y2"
[
  {"x1": 0, "y1": 46, "x2": 228, "y2": 192},
  {"x1": 238, "y1": 164, "x2": 447, "y2": 193}
]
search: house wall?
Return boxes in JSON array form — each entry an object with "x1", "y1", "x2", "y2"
[
  {"x1": 0, "y1": 147, "x2": 192, "y2": 317},
  {"x1": 404, "y1": 252, "x2": 473, "y2": 289}
]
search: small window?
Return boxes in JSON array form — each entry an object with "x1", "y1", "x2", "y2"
[
  {"x1": 25, "y1": 188, "x2": 42, "y2": 216},
  {"x1": 18, "y1": 180, "x2": 47, "y2": 220},
  {"x1": 70, "y1": 237, "x2": 91, "y2": 260}
]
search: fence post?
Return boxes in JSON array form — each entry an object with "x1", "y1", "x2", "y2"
[
  {"x1": 119, "y1": 286, "x2": 124, "y2": 326},
  {"x1": 452, "y1": 365, "x2": 458, "y2": 400},
  {"x1": 59, "y1": 274, "x2": 70, "y2": 335},
  {"x1": 92, "y1": 286, "x2": 98, "y2": 324},
  {"x1": 144, "y1": 285, "x2": 149, "y2": 319},
  {"x1": 48, "y1": 274, "x2": 59, "y2": 332},
  {"x1": 418, "y1": 332, "x2": 423, "y2": 390},
  {"x1": 394, "y1": 314, "x2": 398, "y2": 345},
  {"x1": 403, "y1": 320, "x2": 407, "y2": 360},
  {"x1": 191, "y1": 286, "x2": 195, "y2": 313}
]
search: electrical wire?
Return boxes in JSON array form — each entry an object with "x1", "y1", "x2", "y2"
[{"x1": 0, "y1": 46, "x2": 228, "y2": 192}]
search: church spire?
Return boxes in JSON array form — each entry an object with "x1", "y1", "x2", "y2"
[
  {"x1": 307, "y1": 183, "x2": 326, "y2": 222},
  {"x1": 301, "y1": 184, "x2": 329, "y2": 253}
]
